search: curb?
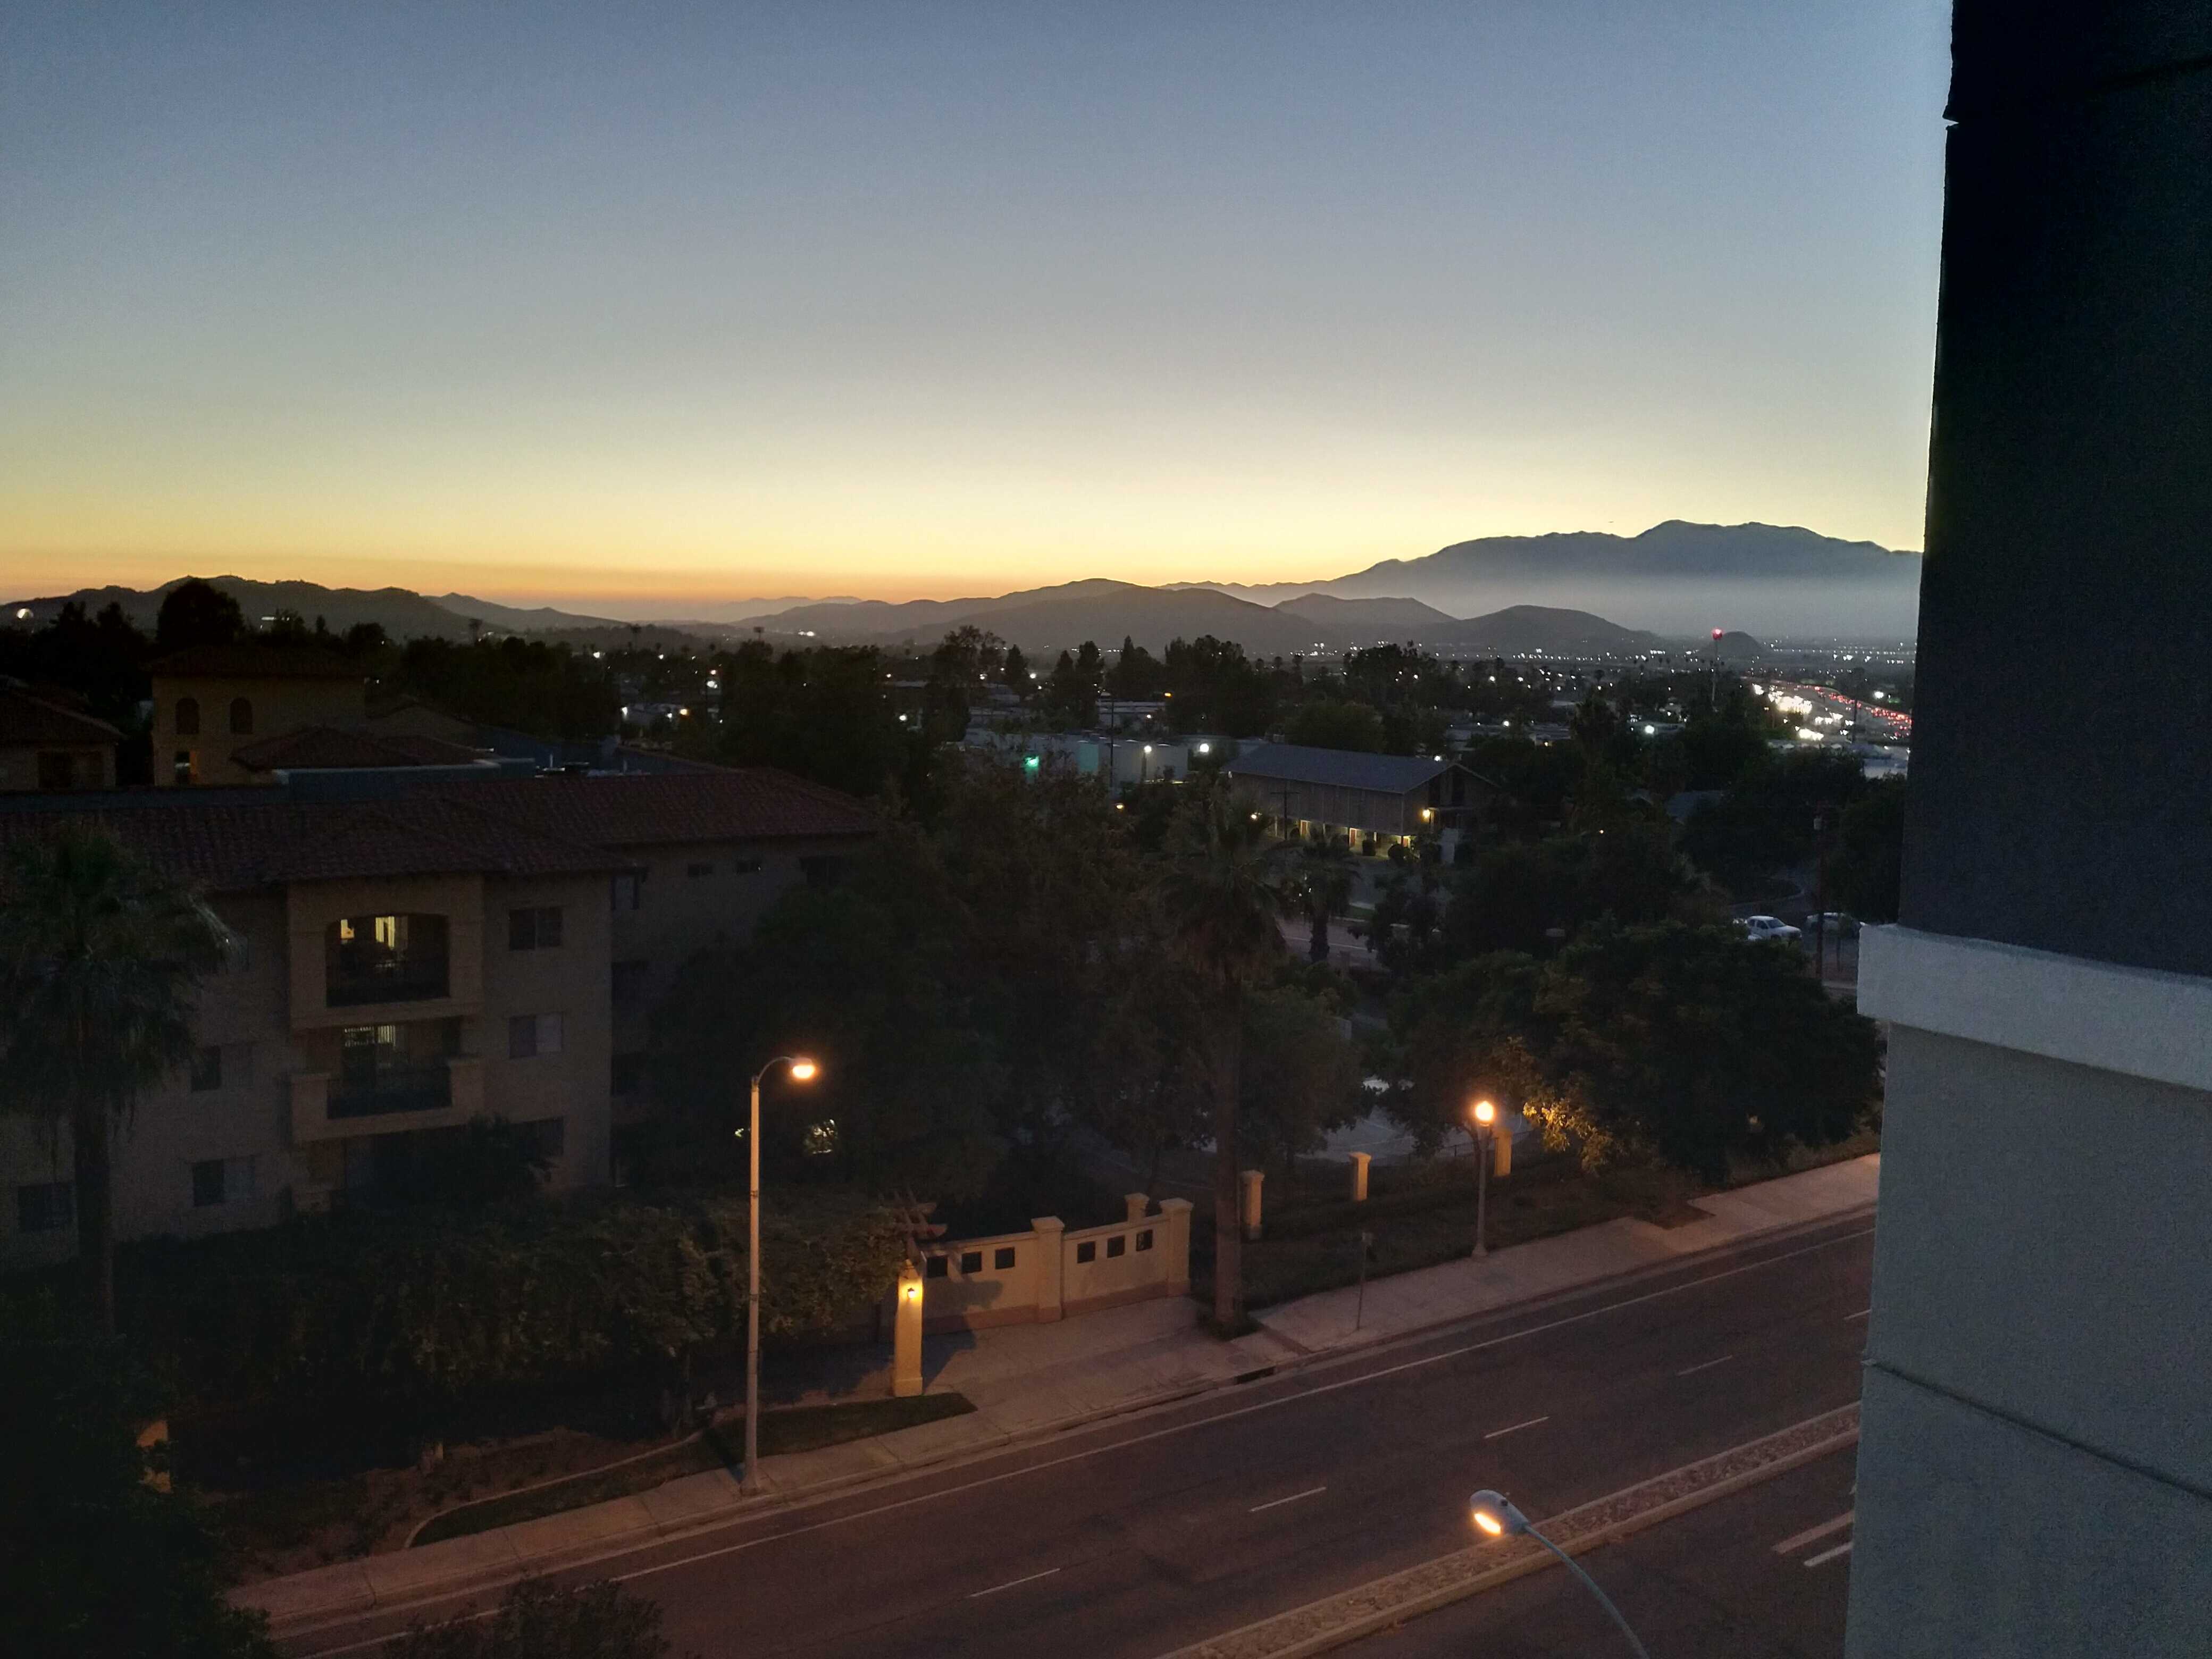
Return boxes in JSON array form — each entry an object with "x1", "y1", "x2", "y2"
[
  {"x1": 1157, "y1": 1404, "x2": 1863, "y2": 1659},
  {"x1": 246, "y1": 1200, "x2": 1877, "y2": 1638}
]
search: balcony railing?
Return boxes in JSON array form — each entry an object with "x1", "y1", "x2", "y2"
[
  {"x1": 329, "y1": 1063, "x2": 454, "y2": 1120},
  {"x1": 325, "y1": 958, "x2": 450, "y2": 1008}
]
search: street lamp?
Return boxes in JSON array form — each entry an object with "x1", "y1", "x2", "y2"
[
  {"x1": 1468, "y1": 1489, "x2": 1652, "y2": 1659},
  {"x1": 741, "y1": 1054, "x2": 818, "y2": 1495},
  {"x1": 1470, "y1": 1099, "x2": 1495, "y2": 1258}
]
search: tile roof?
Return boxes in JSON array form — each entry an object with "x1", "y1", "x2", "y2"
[
  {"x1": 1225, "y1": 743, "x2": 1458, "y2": 795},
  {"x1": 0, "y1": 797, "x2": 622, "y2": 891},
  {"x1": 231, "y1": 726, "x2": 489, "y2": 772},
  {"x1": 0, "y1": 767, "x2": 876, "y2": 892},
  {"x1": 149, "y1": 646, "x2": 366, "y2": 681},
  {"x1": 406, "y1": 769, "x2": 881, "y2": 847},
  {"x1": 0, "y1": 686, "x2": 122, "y2": 746}
]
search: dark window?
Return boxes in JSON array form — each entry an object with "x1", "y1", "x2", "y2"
[
  {"x1": 1136, "y1": 1229, "x2": 1154, "y2": 1252},
  {"x1": 925, "y1": 1254, "x2": 949, "y2": 1279},
  {"x1": 732, "y1": 857, "x2": 764, "y2": 875},
  {"x1": 959, "y1": 1250, "x2": 983, "y2": 1274},
  {"x1": 994, "y1": 1246, "x2": 1016, "y2": 1270},
  {"x1": 189, "y1": 1046, "x2": 222, "y2": 1092},
  {"x1": 526, "y1": 1118, "x2": 567, "y2": 1160},
  {"x1": 509, "y1": 906, "x2": 563, "y2": 950},
  {"x1": 508, "y1": 1012, "x2": 563, "y2": 1059},
  {"x1": 686, "y1": 862, "x2": 714, "y2": 878},
  {"x1": 16, "y1": 1181, "x2": 73, "y2": 1234},
  {"x1": 191, "y1": 1159, "x2": 225, "y2": 1208},
  {"x1": 612, "y1": 871, "x2": 647, "y2": 911},
  {"x1": 228, "y1": 697, "x2": 253, "y2": 735},
  {"x1": 175, "y1": 696, "x2": 200, "y2": 736},
  {"x1": 36, "y1": 752, "x2": 77, "y2": 791},
  {"x1": 1075, "y1": 1240, "x2": 1096, "y2": 1264},
  {"x1": 799, "y1": 856, "x2": 848, "y2": 889},
  {"x1": 612, "y1": 1051, "x2": 648, "y2": 1094},
  {"x1": 325, "y1": 914, "x2": 449, "y2": 1006},
  {"x1": 1107, "y1": 1234, "x2": 1127, "y2": 1259},
  {"x1": 612, "y1": 959, "x2": 651, "y2": 1009}
]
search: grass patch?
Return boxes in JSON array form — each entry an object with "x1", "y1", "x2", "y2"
[{"x1": 408, "y1": 1393, "x2": 976, "y2": 1548}]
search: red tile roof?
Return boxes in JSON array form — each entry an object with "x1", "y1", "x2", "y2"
[
  {"x1": 231, "y1": 726, "x2": 488, "y2": 772},
  {"x1": 149, "y1": 646, "x2": 366, "y2": 681},
  {"x1": 411, "y1": 769, "x2": 880, "y2": 847},
  {"x1": 0, "y1": 686, "x2": 122, "y2": 746}
]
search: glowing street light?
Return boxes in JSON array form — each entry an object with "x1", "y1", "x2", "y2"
[
  {"x1": 741, "y1": 1054, "x2": 818, "y2": 1494},
  {"x1": 1470, "y1": 1100, "x2": 1496, "y2": 1258},
  {"x1": 1468, "y1": 1489, "x2": 1652, "y2": 1658}
]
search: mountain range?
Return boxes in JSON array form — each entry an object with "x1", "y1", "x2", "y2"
[{"x1": 6, "y1": 521, "x2": 1918, "y2": 659}]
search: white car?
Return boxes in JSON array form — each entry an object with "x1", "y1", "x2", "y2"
[{"x1": 1740, "y1": 915, "x2": 1802, "y2": 943}]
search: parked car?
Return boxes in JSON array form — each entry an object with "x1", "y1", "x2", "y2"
[
  {"x1": 1740, "y1": 915, "x2": 1803, "y2": 943},
  {"x1": 1805, "y1": 911, "x2": 1860, "y2": 937}
]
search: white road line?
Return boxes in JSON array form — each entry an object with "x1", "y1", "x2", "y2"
[
  {"x1": 1772, "y1": 1511, "x2": 1855, "y2": 1555},
  {"x1": 968, "y1": 1567, "x2": 1061, "y2": 1599},
  {"x1": 291, "y1": 1225, "x2": 1878, "y2": 1655},
  {"x1": 1249, "y1": 1485, "x2": 1327, "y2": 1513},
  {"x1": 1846, "y1": 1309, "x2": 1871, "y2": 1320},
  {"x1": 1483, "y1": 1415, "x2": 1549, "y2": 1440},
  {"x1": 1804, "y1": 1541, "x2": 1854, "y2": 1569},
  {"x1": 1676, "y1": 1354, "x2": 1735, "y2": 1378}
]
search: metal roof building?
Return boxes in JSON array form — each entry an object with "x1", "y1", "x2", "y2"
[{"x1": 1223, "y1": 742, "x2": 1493, "y2": 847}]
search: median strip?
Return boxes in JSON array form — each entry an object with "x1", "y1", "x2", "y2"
[{"x1": 1156, "y1": 1402, "x2": 1860, "y2": 1659}]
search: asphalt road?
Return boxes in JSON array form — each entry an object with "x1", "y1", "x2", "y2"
[
  {"x1": 287, "y1": 1215, "x2": 1873, "y2": 1659},
  {"x1": 1352, "y1": 1445, "x2": 1859, "y2": 1657}
]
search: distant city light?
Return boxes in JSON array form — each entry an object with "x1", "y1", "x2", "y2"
[{"x1": 1644, "y1": 724, "x2": 1656, "y2": 735}]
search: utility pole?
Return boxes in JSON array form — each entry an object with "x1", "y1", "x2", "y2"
[{"x1": 1812, "y1": 811, "x2": 1830, "y2": 981}]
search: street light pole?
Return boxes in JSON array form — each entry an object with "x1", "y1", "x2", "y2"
[
  {"x1": 742, "y1": 1054, "x2": 818, "y2": 1496},
  {"x1": 1470, "y1": 1489, "x2": 1653, "y2": 1659},
  {"x1": 1471, "y1": 1099, "x2": 1495, "y2": 1259}
]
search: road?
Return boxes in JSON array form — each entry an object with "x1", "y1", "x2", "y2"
[
  {"x1": 1351, "y1": 1445, "x2": 1857, "y2": 1656},
  {"x1": 286, "y1": 1216, "x2": 1873, "y2": 1659}
]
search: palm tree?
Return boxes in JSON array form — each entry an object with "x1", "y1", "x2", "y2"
[
  {"x1": 0, "y1": 825, "x2": 230, "y2": 1333},
  {"x1": 1158, "y1": 785, "x2": 1284, "y2": 1331},
  {"x1": 1294, "y1": 845, "x2": 1356, "y2": 963}
]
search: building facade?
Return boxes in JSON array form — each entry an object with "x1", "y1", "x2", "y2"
[
  {"x1": 1224, "y1": 742, "x2": 1492, "y2": 851},
  {"x1": 1845, "y1": 7, "x2": 2212, "y2": 1653},
  {"x1": 0, "y1": 768, "x2": 875, "y2": 1265},
  {"x1": 0, "y1": 685, "x2": 121, "y2": 792},
  {"x1": 149, "y1": 646, "x2": 368, "y2": 787}
]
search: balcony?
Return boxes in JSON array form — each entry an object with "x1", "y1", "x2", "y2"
[
  {"x1": 325, "y1": 957, "x2": 450, "y2": 1009},
  {"x1": 291, "y1": 1056, "x2": 483, "y2": 1145}
]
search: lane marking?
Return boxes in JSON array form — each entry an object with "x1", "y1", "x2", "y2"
[
  {"x1": 291, "y1": 1225, "x2": 1876, "y2": 1654},
  {"x1": 1804, "y1": 1541, "x2": 1854, "y2": 1568},
  {"x1": 1250, "y1": 1485, "x2": 1327, "y2": 1514},
  {"x1": 1483, "y1": 1416, "x2": 1549, "y2": 1440},
  {"x1": 1846, "y1": 1309, "x2": 1871, "y2": 1321},
  {"x1": 968, "y1": 1567, "x2": 1061, "y2": 1598},
  {"x1": 1676, "y1": 1354, "x2": 1735, "y2": 1378},
  {"x1": 1772, "y1": 1510, "x2": 1855, "y2": 1555}
]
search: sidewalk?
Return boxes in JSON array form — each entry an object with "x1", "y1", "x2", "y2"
[{"x1": 238, "y1": 1154, "x2": 1878, "y2": 1632}]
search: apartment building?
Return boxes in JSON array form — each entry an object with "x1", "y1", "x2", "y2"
[
  {"x1": 0, "y1": 767, "x2": 875, "y2": 1266},
  {"x1": 149, "y1": 645, "x2": 367, "y2": 786},
  {"x1": 0, "y1": 684, "x2": 122, "y2": 792}
]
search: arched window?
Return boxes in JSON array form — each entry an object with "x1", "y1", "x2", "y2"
[
  {"x1": 175, "y1": 696, "x2": 200, "y2": 736},
  {"x1": 229, "y1": 697, "x2": 254, "y2": 735}
]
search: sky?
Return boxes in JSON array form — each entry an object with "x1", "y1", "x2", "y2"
[{"x1": 2, "y1": 2, "x2": 1951, "y2": 613}]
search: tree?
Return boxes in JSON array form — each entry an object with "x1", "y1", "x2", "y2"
[
  {"x1": 391, "y1": 1577, "x2": 682, "y2": 1659},
  {"x1": 1042, "y1": 649, "x2": 1098, "y2": 728},
  {"x1": 1531, "y1": 922, "x2": 1880, "y2": 1182},
  {"x1": 1438, "y1": 825, "x2": 1723, "y2": 960},
  {"x1": 1830, "y1": 777, "x2": 1905, "y2": 923},
  {"x1": 1001, "y1": 642, "x2": 1028, "y2": 689},
  {"x1": 1284, "y1": 700, "x2": 1385, "y2": 752},
  {"x1": 0, "y1": 827, "x2": 230, "y2": 1332},
  {"x1": 154, "y1": 579, "x2": 246, "y2": 652},
  {"x1": 1158, "y1": 784, "x2": 1284, "y2": 1330},
  {"x1": 1388, "y1": 952, "x2": 1554, "y2": 1157},
  {"x1": 1288, "y1": 844, "x2": 1355, "y2": 962},
  {"x1": 2, "y1": 1309, "x2": 275, "y2": 1658},
  {"x1": 1238, "y1": 981, "x2": 1362, "y2": 1181}
]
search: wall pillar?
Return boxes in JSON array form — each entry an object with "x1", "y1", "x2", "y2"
[
  {"x1": 1159, "y1": 1197, "x2": 1194, "y2": 1294},
  {"x1": 891, "y1": 1261, "x2": 924, "y2": 1398},
  {"x1": 1240, "y1": 1169, "x2": 1264, "y2": 1240},
  {"x1": 1347, "y1": 1152, "x2": 1371, "y2": 1202},
  {"x1": 1124, "y1": 1192, "x2": 1151, "y2": 1223},
  {"x1": 1031, "y1": 1215, "x2": 1066, "y2": 1322}
]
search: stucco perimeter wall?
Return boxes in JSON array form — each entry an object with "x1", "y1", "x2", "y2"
[{"x1": 921, "y1": 1197, "x2": 1192, "y2": 1334}]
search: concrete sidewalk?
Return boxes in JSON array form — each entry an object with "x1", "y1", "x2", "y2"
[{"x1": 238, "y1": 1155, "x2": 1878, "y2": 1632}]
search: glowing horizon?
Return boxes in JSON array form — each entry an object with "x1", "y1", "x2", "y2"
[{"x1": 4, "y1": 3, "x2": 1948, "y2": 615}]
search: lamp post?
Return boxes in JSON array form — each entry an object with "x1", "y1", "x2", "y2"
[
  {"x1": 741, "y1": 1054, "x2": 818, "y2": 1495},
  {"x1": 1470, "y1": 1099, "x2": 1495, "y2": 1259},
  {"x1": 1469, "y1": 1489, "x2": 1653, "y2": 1659}
]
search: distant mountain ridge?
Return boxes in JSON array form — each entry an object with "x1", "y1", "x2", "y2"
[{"x1": 5, "y1": 575, "x2": 632, "y2": 641}]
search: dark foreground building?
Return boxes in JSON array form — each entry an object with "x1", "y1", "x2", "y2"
[{"x1": 1848, "y1": 5, "x2": 2212, "y2": 1653}]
